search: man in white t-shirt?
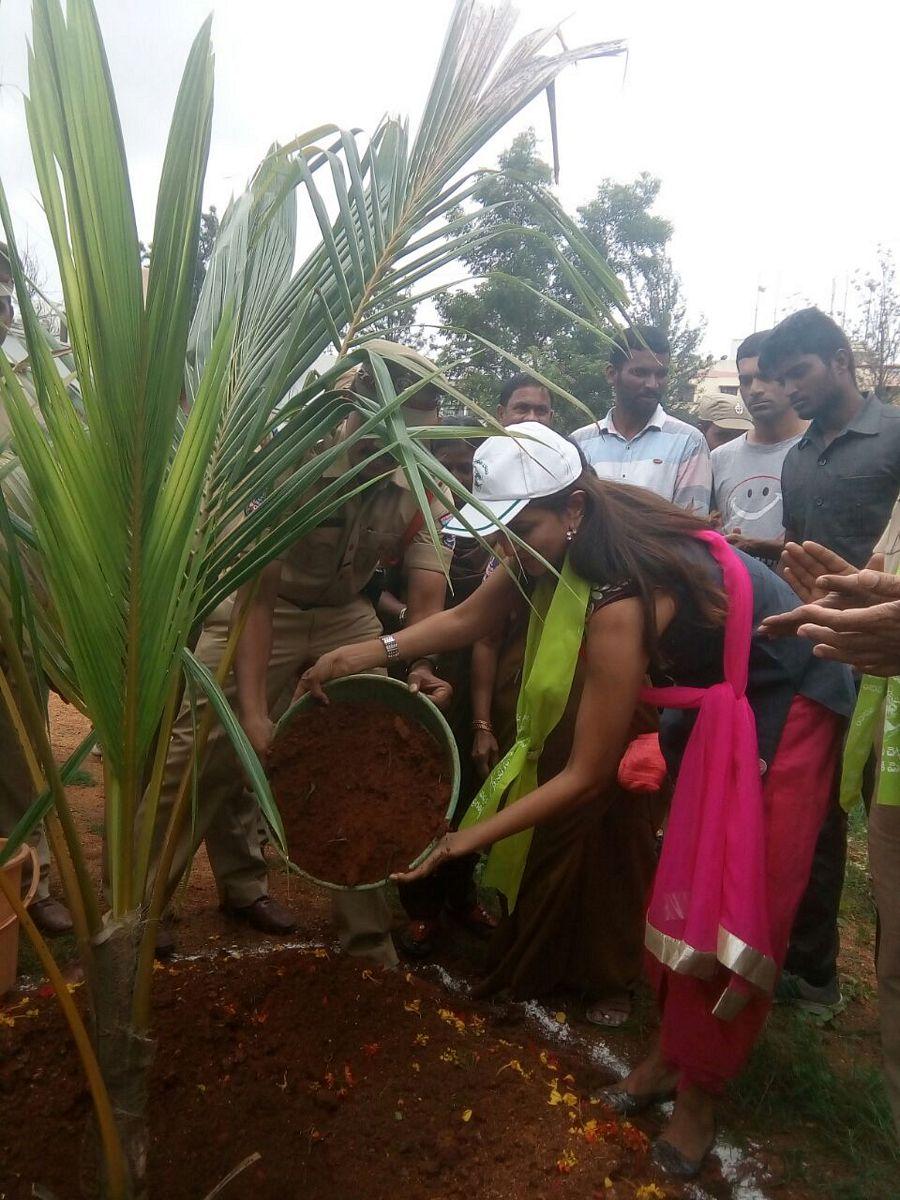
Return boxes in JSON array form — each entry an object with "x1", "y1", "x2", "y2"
[{"x1": 710, "y1": 329, "x2": 808, "y2": 569}]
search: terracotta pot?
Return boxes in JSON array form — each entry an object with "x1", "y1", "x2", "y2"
[{"x1": 0, "y1": 839, "x2": 40, "y2": 995}]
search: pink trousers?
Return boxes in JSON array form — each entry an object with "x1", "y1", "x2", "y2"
[{"x1": 656, "y1": 696, "x2": 845, "y2": 1094}]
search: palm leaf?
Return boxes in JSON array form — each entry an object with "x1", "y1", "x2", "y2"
[{"x1": 0, "y1": 0, "x2": 629, "y2": 967}]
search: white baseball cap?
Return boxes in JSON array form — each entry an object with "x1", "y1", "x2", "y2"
[{"x1": 442, "y1": 421, "x2": 583, "y2": 538}]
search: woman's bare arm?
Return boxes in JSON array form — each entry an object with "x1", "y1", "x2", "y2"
[
  {"x1": 297, "y1": 562, "x2": 520, "y2": 700},
  {"x1": 393, "y1": 592, "x2": 676, "y2": 882}
]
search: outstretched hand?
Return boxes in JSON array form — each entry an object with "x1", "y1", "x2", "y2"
[
  {"x1": 390, "y1": 831, "x2": 464, "y2": 885},
  {"x1": 763, "y1": 569, "x2": 900, "y2": 675},
  {"x1": 762, "y1": 567, "x2": 900, "y2": 640},
  {"x1": 780, "y1": 541, "x2": 856, "y2": 604},
  {"x1": 294, "y1": 649, "x2": 353, "y2": 704}
]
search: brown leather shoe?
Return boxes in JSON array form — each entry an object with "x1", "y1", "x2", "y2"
[
  {"x1": 223, "y1": 896, "x2": 297, "y2": 935},
  {"x1": 448, "y1": 902, "x2": 499, "y2": 940},
  {"x1": 396, "y1": 918, "x2": 440, "y2": 960},
  {"x1": 29, "y1": 897, "x2": 74, "y2": 937}
]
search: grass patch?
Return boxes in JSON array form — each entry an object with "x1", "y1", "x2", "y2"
[
  {"x1": 729, "y1": 811, "x2": 894, "y2": 1198},
  {"x1": 67, "y1": 768, "x2": 95, "y2": 788},
  {"x1": 840, "y1": 805, "x2": 877, "y2": 958},
  {"x1": 732, "y1": 1006, "x2": 897, "y2": 1197}
]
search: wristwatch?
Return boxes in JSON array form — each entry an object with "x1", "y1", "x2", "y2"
[{"x1": 380, "y1": 633, "x2": 401, "y2": 662}]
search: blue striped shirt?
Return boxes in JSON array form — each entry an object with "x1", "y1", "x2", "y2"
[{"x1": 572, "y1": 405, "x2": 712, "y2": 515}]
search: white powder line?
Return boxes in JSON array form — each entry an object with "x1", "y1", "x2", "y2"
[{"x1": 426, "y1": 962, "x2": 772, "y2": 1200}]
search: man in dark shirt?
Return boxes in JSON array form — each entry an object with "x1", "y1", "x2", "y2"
[
  {"x1": 759, "y1": 307, "x2": 900, "y2": 1014},
  {"x1": 766, "y1": 313, "x2": 900, "y2": 568}
]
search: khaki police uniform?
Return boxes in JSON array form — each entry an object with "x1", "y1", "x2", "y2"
[
  {"x1": 1, "y1": 281, "x2": 50, "y2": 900},
  {"x1": 142, "y1": 456, "x2": 452, "y2": 966},
  {"x1": 0, "y1": 672, "x2": 51, "y2": 901}
]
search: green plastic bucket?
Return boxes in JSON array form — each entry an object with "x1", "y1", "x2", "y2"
[{"x1": 272, "y1": 674, "x2": 460, "y2": 891}]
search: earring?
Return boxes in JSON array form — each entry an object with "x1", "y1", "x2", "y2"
[{"x1": 565, "y1": 528, "x2": 576, "y2": 543}]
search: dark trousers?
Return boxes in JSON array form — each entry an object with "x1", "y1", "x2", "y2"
[
  {"x1": 783, "y1": 802, "x2": 847, "y2": 987},
  {"x1": 398, "y1": 854, "x2": 479, "y2": 921},
  {"x1": 398, "y1": 644, "x2": 480, "y2": 923},
  {"x1": 783, "y1": 747, "x2": 874, "y2": 986}
]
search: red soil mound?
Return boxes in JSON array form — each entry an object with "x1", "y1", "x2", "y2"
[{"x1": 0, "y1": 950, "x2": 689, "y2": 1200}]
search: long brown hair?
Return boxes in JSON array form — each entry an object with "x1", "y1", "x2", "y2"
[{"x1": 532, "y1": 471, "x2": 727, "y2": 662}]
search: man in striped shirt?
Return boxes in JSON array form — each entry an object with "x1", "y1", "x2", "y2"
[{"x1": 572, "y1": 326, "x2": 712, "y2": 515}]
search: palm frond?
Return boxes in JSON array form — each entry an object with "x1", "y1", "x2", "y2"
[
  {"x1": 187, "y1": 2, "x2": 624, "y2": 618},
  {"x1": 0, "y1": 0, "x2": 628, "y2": 926}
]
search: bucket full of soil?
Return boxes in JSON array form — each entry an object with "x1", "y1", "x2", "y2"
[{"x1": 269, "y1": 675, "x2": 459, "y2": 890}]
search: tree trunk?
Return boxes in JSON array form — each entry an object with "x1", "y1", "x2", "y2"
[{"x1": 81, "y1": 911, "x2": 155, "y2": 1200}]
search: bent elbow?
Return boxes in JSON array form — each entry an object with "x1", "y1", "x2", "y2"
[
  {"x1": 560, "y1": 747, "x2": 623, "y2": 807},
  {"x1": 560, "y1": 769, "x2": 602, "y2": 810}
]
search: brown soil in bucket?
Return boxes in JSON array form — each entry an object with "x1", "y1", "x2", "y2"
[
  {"x1": 0, "y1": 949, "x2": 701, "y2": 1200},
  {"x1": 269, "y1": 701, "x2": 451, "y2": 886}
]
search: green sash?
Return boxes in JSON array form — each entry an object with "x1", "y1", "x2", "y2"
[
  {"x1": 840, "y1": 557, "x2": 900, "y2": 811},
  {"x1": 460, "y1": 555, "x2": 591, "y2": 909},
  {"x1": 840, "y1": 673, "x2": 900, "y2": 811}
]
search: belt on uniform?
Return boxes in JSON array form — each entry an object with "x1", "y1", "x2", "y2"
[{"x1": 277, "y1": 594, "x2": 369, "y2": 613}]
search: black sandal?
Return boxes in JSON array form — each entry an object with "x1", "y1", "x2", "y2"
[
  {"x1": 651, "y1": 1130, "x2": 717, "y2": 1180},
  {"x1": 592, "y1": 1086, "x2": 675, "y2": 1117}
]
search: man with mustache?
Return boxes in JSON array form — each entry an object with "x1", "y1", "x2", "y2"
[
  {"x1": 710, "y1": 330, "x2": 807, "y2": 570},
  {"x1": 572, "y1": 326, "x2": 711, "y2": 515},
  {"x1": 758, "y1": 307, "x2": 900, "y2": 1017}
]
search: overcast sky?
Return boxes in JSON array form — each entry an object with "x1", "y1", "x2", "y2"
[{"x1": 2, "y1": 0, "x2": 898, "y2": 356}]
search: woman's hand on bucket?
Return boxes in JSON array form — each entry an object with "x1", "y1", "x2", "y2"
[
  {"x1": 390, "y1": 831, "x2": 466, "y2": 884},
  {"x1": 295, "y1": 648, "x2": 356, "y2": 703}
]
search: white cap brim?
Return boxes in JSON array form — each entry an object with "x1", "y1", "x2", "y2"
[{"x1": 443, "y1": 497, "x2": 529, "y2": 538}]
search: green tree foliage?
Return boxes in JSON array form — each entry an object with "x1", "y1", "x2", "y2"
[
  {"x1": 435, "y1": 131, "x2": 707, "y2": 426},
  {"x1": 192, "y1": 205, "x2": 219, "y2": 313},
  {"x1": 849, "y1": 247, "x2": 900, "y2": 401},
  {"x1": 140, "y1": 205, "x2": 219, "y2": 316}
]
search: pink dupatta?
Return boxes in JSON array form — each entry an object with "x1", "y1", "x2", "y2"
[{"x1": 642, "y1": 530, "x2": 776, "y2": 1020}]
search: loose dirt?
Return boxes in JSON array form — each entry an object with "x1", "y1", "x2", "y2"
[
  {"x1": 270, "y1": 702, "x2": 451, "y2": 886},
  {"x1": 0, "y1": 697, "x2": 885, "y2": 1200},
  {"x1": 2, "y1": 948, "x2": 699, "y2": 1200}
]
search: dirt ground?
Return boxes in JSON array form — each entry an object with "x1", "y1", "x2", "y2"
[{"x1": 2, "y1": 697, "x2": 896, "y2": 1200}]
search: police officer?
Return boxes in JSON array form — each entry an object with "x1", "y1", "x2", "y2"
[
  {"x1": 0, "y1": 243, "x2": 72, "y2": 935},
  {"x1": 145, "y1": 346, "x2": 453, "y2": 964}
]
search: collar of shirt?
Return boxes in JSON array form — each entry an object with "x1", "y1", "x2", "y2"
[
  {"x1": 597, "y1": 403, "x2": 667, "y2": 441},
  {"x1": 800, "y1": 392, "x2": 882, "y2": 449}
]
